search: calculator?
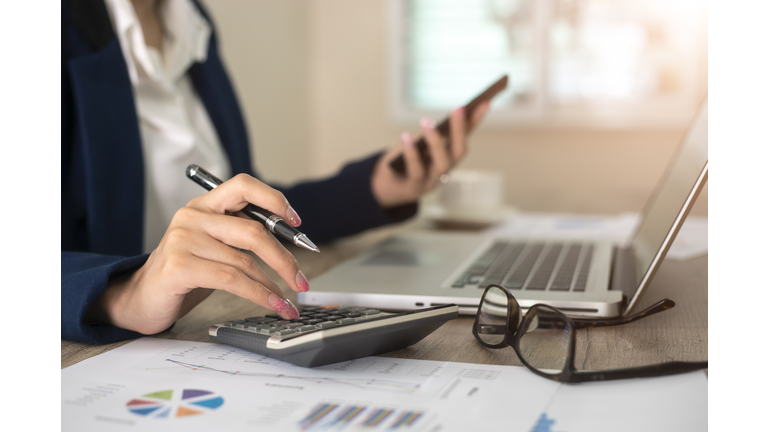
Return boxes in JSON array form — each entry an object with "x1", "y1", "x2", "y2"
[{"x1": 208, "y1": 304, "x2": 459, "y2": 367}]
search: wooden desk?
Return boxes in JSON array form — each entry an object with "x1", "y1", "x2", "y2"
[{"x1": 61, "y1": 220, "x2": 708, "y2": 371}]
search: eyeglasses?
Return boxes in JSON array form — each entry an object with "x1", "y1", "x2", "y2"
[{"x1": 472, "y1": 284, "x2": 708, "y2": 383}]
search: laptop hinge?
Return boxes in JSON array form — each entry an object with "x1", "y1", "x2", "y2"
[{"x1": 610, "y1": 245, "x2": 636, "y2": 310}]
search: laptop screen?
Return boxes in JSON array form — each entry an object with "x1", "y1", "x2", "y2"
[{"x1": 625, "y1": 101, "x2": 708, "y2": 312}]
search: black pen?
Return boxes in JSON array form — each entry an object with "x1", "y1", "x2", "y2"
[{"x1": 186, "y1": 164, "x2": 320, "y2": 253}]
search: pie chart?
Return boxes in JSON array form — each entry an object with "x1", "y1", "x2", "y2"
[{"x1": 126, "y1": 389, "x2": 224, "y2": 419}]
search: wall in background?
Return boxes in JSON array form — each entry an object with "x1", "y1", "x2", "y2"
[
  {"x1": 204, "y1": 0, "x2": 310, "y2": 186},
  {"x1": 205, "y1": 0, "x2": 707, "y2": 216}
]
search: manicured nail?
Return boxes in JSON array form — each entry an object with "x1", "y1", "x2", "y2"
[
  {"x1": 401, "y1": 132, "x2": 413, "y2": 147},
  {"x1": 296, "y1": 270, "x2": 309, "y2": 292},
  {"x1": 457, "y1": 106, "x2": 466, "y2": 117},
  {"x1": 286, "y1": 207, "x2": 301, "y2": 227},
  {"x1": 269, "y1": 294, "x2": 300, "y2": 320},
  {"x1": 420, "y1": 117, "x2": 435, "y2": 129}
]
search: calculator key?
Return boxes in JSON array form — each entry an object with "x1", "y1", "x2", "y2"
[
  {"x1": 324, "y1": 315, "x2": 343, "y2": 321},
  {"x1": 316, "y1": 322, "x2": 338, "y2": 329},
  {"x1": 338, "y1": 318, "x2": 357, "y2": 325},
  {"x1": 273, "y1": 329, "x2": 297, "y2": 337},
  {"x1": 362, "y1": 309, "x2": 380, "y2": 315},
  {"x1": 283, "y1": 323, "x2": 303, "y2": 328},
  {"x1": 297, "y1": 326, "x2": 317, "y2": 332},
  {"x1": 312, "y1": 314, "x2": 329, "y2": 318},
  {"x1": 225, "y1": 319, "x2": 246, "y2": 325},
  {"x1": 274, "y1": 320, "x2": 291, "y2": 325},
  {"x1": 305, "y1": 319, "x2": 324, "y2": 324},
  {"x1": 259, "y1": 328, "x2": 277, "y2": 334},
  {"x1": 345, "y1": 313, "x2": 363, "y2": 318},
  {"x1": 247, "y1": 325, "x2": 264, "y2": 331}
]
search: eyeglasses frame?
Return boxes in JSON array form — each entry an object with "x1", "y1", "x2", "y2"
[{"x1": 472, "y1": 284, "x2": 708, "y2": 383}]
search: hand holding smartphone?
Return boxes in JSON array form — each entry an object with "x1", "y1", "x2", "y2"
[{"x1": 389, "y1": 75, "x2": 508, "y2": 175}]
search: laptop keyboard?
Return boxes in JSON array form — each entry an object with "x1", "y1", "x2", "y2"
[{"x1": 451, "y1": 241, "x2": 594, "y2": 292}]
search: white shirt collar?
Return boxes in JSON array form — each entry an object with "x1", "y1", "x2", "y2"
[{"x1": 103, "y1": 0, "x2": 211, "y2": 86}]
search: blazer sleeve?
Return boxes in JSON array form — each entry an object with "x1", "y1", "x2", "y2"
[
  {"x1": 275, "y1": 151, "x2": 418, "y2": 244},
  {"x1": 61, "y1": 251, "x2": 154, "y2": 344}
]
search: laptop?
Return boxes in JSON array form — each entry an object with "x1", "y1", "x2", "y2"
[{"x1": 298, "y1": 100, "x2": 708, "y2": 318}]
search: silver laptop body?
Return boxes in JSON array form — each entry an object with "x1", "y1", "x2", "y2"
[{"x1": 299, "y1": 101, "x2": 708, "y2": 318}]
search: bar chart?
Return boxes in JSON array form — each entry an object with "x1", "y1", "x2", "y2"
[{"x1": 298, "y1": 402, "x2": 425, "y2": 431}]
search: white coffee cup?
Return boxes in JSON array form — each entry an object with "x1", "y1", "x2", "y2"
[{"x1": 437, "y1": 170, "x2": 504, "y2": 217}]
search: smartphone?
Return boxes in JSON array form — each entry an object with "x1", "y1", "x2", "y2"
[{"x1": 389, "y1": 74, "x2": 508, "y2": 175}]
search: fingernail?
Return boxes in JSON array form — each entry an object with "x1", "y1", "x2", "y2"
[
  {"x1": 401, "y1": 132, "x2": 413, "y2": 147},
  {"x1": 420, "y1": 117, "x2": 435, "y2": 129},
  {"x1": 269, "y1": 294, "x2": 300, "y2": 320},
  {"x1": 295, "y1": 270, "x2": 309, "y2": 292},
  {"x1": 457, "y1": 106, "x2": 466, "y2": 117},
  {"x1": 286, "y1": 207, "x2": 301, "y2": 227}
]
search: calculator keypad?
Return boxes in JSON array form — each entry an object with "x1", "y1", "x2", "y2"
[{"x1": 220, "y1": 306, "x2": 389, "y2": 340}]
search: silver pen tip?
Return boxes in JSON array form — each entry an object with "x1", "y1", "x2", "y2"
[{"x1": 295, "y1": 233, "x2": 321, "y2": 253}]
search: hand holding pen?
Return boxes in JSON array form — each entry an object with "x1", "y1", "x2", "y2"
[
  {"x1": 186, "y1": 165, "x2": 319, "y2": 253},
  {"x1": 84, "y1": 171, "x2": 310, "y2": 335}
]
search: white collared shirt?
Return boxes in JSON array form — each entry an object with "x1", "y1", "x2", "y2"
[{"x1": 104, "y1": 0, "x2": 232, "y2": 253}]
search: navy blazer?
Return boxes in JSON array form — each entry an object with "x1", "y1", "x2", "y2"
[{"x1": 61, "y1": 0, "x2": 416, "y2": 344}]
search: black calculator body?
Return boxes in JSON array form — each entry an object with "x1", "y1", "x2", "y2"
[{"x1": 209, "y1": 304, "x2": 458, "y2": 367}]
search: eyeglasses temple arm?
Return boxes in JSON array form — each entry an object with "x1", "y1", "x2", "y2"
[
  {"x1": 571, "y1": 299, "x2": 676, "y2": 329},
  {"x1": 570, "y1": 360, "x2": 708, "y2": 382}
]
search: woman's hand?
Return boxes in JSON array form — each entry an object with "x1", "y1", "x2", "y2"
[
  {"x1": 371, "y1": 102, "x2": 490, "y2": 208},
  {"x1": 85, "y1": 174, "x2": 309, "y2": 335}
]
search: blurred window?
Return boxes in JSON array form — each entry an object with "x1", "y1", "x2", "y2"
[{"x1": 392, "y1": 0, "x2": 706, "y2": 127}]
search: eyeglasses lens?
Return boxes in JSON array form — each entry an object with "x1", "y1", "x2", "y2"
[
  {"x1": 476, "y1": 286, "x2": 509, "y2": 346},
  {"x1": 517, "y1": 306, "x2": 572, "y2": 374}
]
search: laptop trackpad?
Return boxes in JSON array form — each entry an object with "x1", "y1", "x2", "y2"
[
  {"x1": 306, "y1": 232, "x2": 489, "y2": 296},
  {"x1": 362, "y1": 250, "x2": 438, "y2": 266}
]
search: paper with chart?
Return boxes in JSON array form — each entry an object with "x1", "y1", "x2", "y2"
[
  {"x1": 61, "y1": 338, "x2": 560, "y2": 431},
  {"x1": 61, "y1": 338, "x2": 707, "y2": 431}
]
